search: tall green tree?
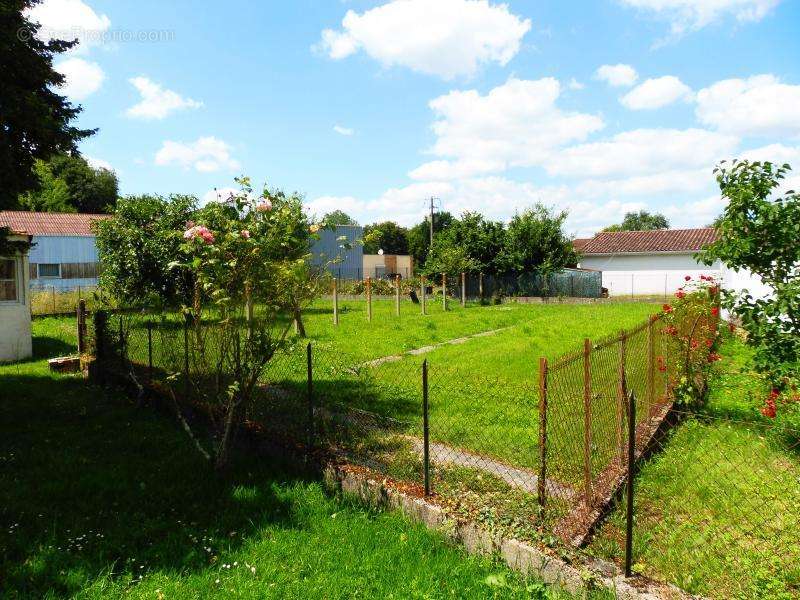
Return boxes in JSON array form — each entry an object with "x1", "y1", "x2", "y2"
[
  {"x1": 18, "y1": 155, "x2": 119, "y2": 213},
  {"x1": 407, "y1": 211, "x2": 454, "y2": 269},
  {"x1": 0, "y1": 0, "x2": 96, "y2": 208},
  {"x1": 322, "y1": 210, "x2": 358, "y2": 226},
  {"x1": 603, "y1": 210, "x2": 670, "y2": 232},
  {"x1": 437, "y1": 212, "x2": 506, "y2": 275},
  {"x1": 94, "y1": 194, "x2": 198, "y2": 307},
  {"x1": 698, "y1": 160, "x2": 800, "y2": 392},
  {"x1": 501, "y1": 205, "x2": 576, "y2": 274},
  {"x1": 363, "y1": 221, "x2": 409, "y2": 255}
]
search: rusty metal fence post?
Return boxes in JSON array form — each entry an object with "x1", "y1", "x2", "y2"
[
  {"x1": 646, "y1": 316, "x2": 655, "y2": 416},
  {"x1": 624, "y1": 390, "x2": 637, "y2": 577},
  {"x1": 366, "y1": 276, "x2": 373, "y2": 322},
  {"x1": 583, "y1": 338, "x2": 593, "y2": 506},
  {"x1": 307, "y1": 342, "x2": 314, "y2": 452},
  {"x1": 146, "y1": 320, "x2": 154, "y2": 382},
  {"x1": 422, "y1": 359, "x2": 431, "y2": 496},
  {"x1": 461, "y1": 272, "x2": 466, "y2": 307},
  {"x1": 617, "y1": 330, "x2": 627, "y2": 464},
  {"x1": 442, "y1": 273, "x2": 447, "y2": 311},
  {"x1": 538, "y1": 356, "x2": 548, "y2": 509},
  {"x1": 395, "y1": 274, "x2": 401, "y2": 317}
]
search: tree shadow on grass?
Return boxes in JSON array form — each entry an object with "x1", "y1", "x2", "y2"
[{"x1": 0, "y1": 373, "x2": 309, "y2": 599}]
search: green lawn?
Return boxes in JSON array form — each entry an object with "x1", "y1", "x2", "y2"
[
  {"x1": 112, "y1": 300, "x2": 658, "y2": 498},
  {"x1": 588, "y1": 335, "x2": 800, "y2": 599},
  {"x1": 0, "y1": 319, "x2": 590, "y2": 599}
]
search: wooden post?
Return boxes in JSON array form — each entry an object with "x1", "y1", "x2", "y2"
[
  {"x1": 461, "y1": 272, "x2": 466, "y2": 307},
  {"x1": 617, "y1": 331, "x2": 627, "y2": 465},
  {"x1": 479, "y1": 272, "x2": 484, "y2": 300},
  {"x1": 442, "y1": 273, "x2": 447, "y2": 312},
  {"x1": 646, "y1": 317, "x2": 655, "y2": 415},
  {"x1": 538, "y1": 357, "x2": 548, "y2": 509},
  {"x1": 76, "y1": 299, "x2": 86, "y2": 354},
  {"x1": 420, "y1": 275, "x2": 427, "y2": 315},
  {"x1": 333, "y1": 278, "x2": 339, "y2": 325},
  {"x1": 52, "y1": 285, "x2": 56, "y2": 314},
  {"x1": 395, "y1": 274, "x2": 401, "y2": 317},
  {"x1": 366, "y1": 277, "x2": 373, "y2": 322},
  {"x1": 583, "y1": 338, "x2": 593, "y2": 506}
]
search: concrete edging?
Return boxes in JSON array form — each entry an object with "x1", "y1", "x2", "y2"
[{"x1": 323, "y1": 463, "x2": 693, "y2": 600}]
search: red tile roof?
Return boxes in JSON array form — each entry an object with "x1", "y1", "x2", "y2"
[
  {"x1": 572, "y1": 238, "x2": 591, "y2": 252},
  {"x1": 581, "y1": 228, "x2": 718, "y2": 254},
  {"x1": 0, "y1": 211, "x2": 111, "y2": 236}
]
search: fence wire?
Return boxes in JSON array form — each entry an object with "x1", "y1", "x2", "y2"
[{"x1": 91, "y1": 309, "x2": 798, "y2": 598}]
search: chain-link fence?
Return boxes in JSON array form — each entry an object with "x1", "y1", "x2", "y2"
[{"x1": 87, "y1": 307, "x2": 797, "y2": 597}]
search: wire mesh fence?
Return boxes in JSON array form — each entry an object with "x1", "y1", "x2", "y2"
[{"x1": 87, "y1": 307, "x2": 798, "y2": 597}]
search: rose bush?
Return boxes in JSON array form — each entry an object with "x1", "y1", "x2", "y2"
[{"x1": 658, "y1": 275, "x2": 721, "y2": 406}]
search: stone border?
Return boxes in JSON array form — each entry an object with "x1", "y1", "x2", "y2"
[{"x1": 323, "y1": 463, "x2": 696, "y2": 600}]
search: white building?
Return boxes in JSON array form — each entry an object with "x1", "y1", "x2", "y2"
[
  {"x1": 0, "y1": 212, "x2": 110, "y2": 291},
  {"x1": 0, "y1": 231, "x2": 33, "y2": 362},
  {"x1": 577, "y1": 228, "x2": 769, "y2": 299}
]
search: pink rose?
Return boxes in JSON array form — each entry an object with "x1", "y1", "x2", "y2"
[
  {"x1": 240, "y1": 230, "x2": 250, "y2": 239},
  {"x1": 256, "y1": 200, "x2": 272, "y2": 212},
  {"x1": 184, "y1": 225, "x2": 215, "y2": 245}
]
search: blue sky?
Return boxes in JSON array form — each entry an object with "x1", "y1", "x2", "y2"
[{"x1": 27, "y1": 0, "x2": 800, "y2": 235}]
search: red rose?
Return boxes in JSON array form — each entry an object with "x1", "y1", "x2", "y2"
[
  {"x1": 675, "y1": 290, "x2": 686, "y2": 299},
  {"x1": 707, "y1": 352, "x2": 721, "y2": 362},
  {"x1": 663, "y1": 304, "x2": 673, "y2": 313},
  {"x1": 685, "y1": 275, "x2": 692, "y2": 281},
  {"x1": 711, "y1": 307, "x2": 720, "y2": 317}
]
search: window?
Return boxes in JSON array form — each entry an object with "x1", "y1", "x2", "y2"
[
  {"x1": 38, "y1": 263, "x2": 61, "y2": 278},
  {"x1": 0, "y1": 259, "x2": 17, "y2": 302}
]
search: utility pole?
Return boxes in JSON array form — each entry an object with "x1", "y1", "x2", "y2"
[{"x1": 429, "y1": 196, "x2": 436, "y2": 249}]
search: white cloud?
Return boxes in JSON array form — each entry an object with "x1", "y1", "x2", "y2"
[
  {"x1": 619, "y1": 0, "x2": 780, "y2": 35},
  {"x1": 155, "y1": 137, "x2": 240, "y2": 173},
  {"x1": 125, "y1": 77, "x2": 203, "y2": 120},
  {"x1": 85, "y1": 156, "x2": 113, "y2": 171},
  {"x1": 568, "y1": 78, "x2": 585, "y2": 90},
  {"x1": 54, "y1": 57, "x2": 104, "y2": 99},
  {"x1": 545, "y1": 128, "x2": 739, "y2": 178},
  {"x1": 333, "y1": 125, "x2": 355, "y2": 136},
  {"x1": 695, "y1": 75, "x2": 800, "y2": 138},
  {"x1": 317, "y1": 0, "x2": 531, "y2": 79},
  {"x1": 595, "y1": 64, "x2": 638, "y2": 87},
  {"x1": 25, "y1": 0, "x2": 111, "y2": 52},
  {"x1": 412, "y1": 77, "x2": 603, "y2": 179},
  {"x1": 620, "y1": 76, "x2": 693, "y2": 110}
]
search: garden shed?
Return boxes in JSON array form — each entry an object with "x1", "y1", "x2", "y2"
[{"x1": 0, "y1": 230, "x2": 33, "y2": 362}]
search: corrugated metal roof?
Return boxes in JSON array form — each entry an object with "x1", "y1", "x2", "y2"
[
  {"x1": 581, "y1": 228, "x2": 718, "y2": 254},
  {"x1": 0, "y1": 211, "x2": 110, "y2": 236}
]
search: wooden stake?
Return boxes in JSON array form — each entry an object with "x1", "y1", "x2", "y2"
[
  {"x1": 461, "y1": 272, "x2": 466, "y2": 307},
  {"x1": 442, "y1": 273, "x2": 447, "y2": 311},
  {"x1": 420, "y1": 275, "x2": 427, "y2": 315},
  {"x1": 333, "y1": 278, "x2": 339, "y2": 325},
  {"x1": 366, "y1": 276, "x2": 372, "y2": 322},
  {"x1": 395, "y1": 274, "x2": 400, "y2": 317}
]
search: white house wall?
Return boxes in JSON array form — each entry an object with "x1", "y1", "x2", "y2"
[
  {"x1": 579, "y1": 253, "x2": 723, "y2": 297},
  {"x1": 579, "y1": 252, "x2": 769, "y2": 301}
]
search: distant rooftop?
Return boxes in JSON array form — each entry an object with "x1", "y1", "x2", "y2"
[
  {"x1": 0, "y1": 211, "x2": 111, "y2": 237},
  {"x1": 581, "y1": 228, "x2": 718, "y2": 254}
]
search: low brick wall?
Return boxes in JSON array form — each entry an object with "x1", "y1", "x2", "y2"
[{"x1": 323, "y1": 463, "x2": 693, "y2": 600}]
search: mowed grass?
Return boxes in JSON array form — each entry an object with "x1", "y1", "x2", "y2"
[
  {"x1": 117, "y1": 300, "x2": 658, "y2": 485},
  {"x1": 0, "y1": 320, "x2": 585, "y2": 599},
  {"x1": 588, "y1": 336, "x2": 800, "y2": 599}
]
